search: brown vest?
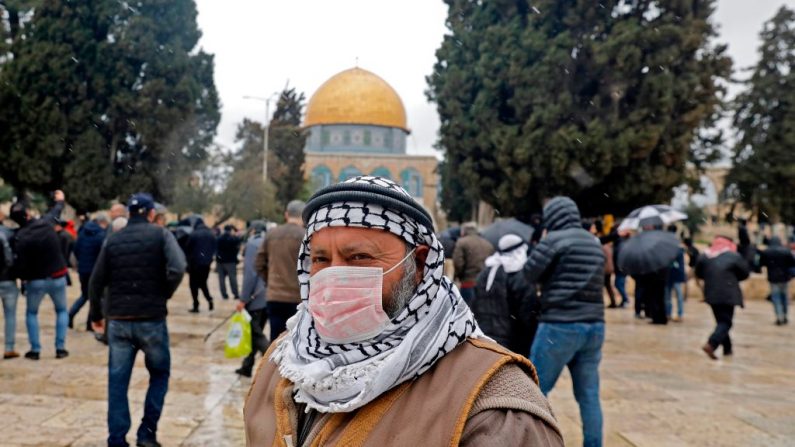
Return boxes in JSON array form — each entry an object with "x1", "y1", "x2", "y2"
[{"x1": 244, "y1": 338, "x2": 538, "y2": 447}]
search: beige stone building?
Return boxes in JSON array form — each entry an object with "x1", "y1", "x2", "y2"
[{"x1": 302, "y1": 67, "x2": 440, "y2": 220}]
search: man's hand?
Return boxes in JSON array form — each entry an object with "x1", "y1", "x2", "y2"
[
  {"x1": 235, "y1": 300, "x2": 246, "y2": 312},
  {"x1": 53, "y1": 190, "x2": 65, "y2": 202},
  {"x1": 92, "y1": 319, "x2": 105, "y2": 333}
]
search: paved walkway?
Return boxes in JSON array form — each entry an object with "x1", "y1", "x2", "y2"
[{"x1": 0, "y1": 274, "x2": 793, "y2": 446}]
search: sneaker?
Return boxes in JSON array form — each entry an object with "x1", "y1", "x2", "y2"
[
  {"x1": 188, "y1": 308, "x2": 200, "y2": 314},
  {"x1": 68, "y1": 316, "x2": 74, "y2": 329},
  {"x1": 24, "y1": 351, "x2": 40, "y2": 361},
  {"x1": 701, "y1": 344, "x2": 718, "y2": 360},
  {"x1": 95, "y1": 334, "x2": 109, "y2": 346},
  {"x1": 607, "y1": 303, "x2": 618, "y2": 309},
  {"x1": 235, "y1": 367, "x2": 252, "y2": 378},
  {"x1": 136, "y1": 440, "x2": 162, "y2": 447},
  {"x1": 208, "y1": 300, "x2": 214, "y2": 311},
  {"x1": 3, "y1": 351, "x2": 19, "y2": 360},
  {"x1": 56, "y1": 349, "x2": 69, "y2": 359}
]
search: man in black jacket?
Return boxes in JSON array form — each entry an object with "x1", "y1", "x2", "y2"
[
  {"x1": 185, "y1": 218, "x2": 217, "y2": 312},
  {"x1": 760, "y1": 236, "x2": 795, "y2": 325},
  {"x1": 216, "y1": 224, "x2": 241, "y2": 300},
  {"x1": 524, "y1": 196, "x2": 605, "y2": 447},
  {"x1": 89, "y1": 193, "x2": 186, "y2": 447},
  {"x1": 10, "y1": 190, "x2": 69, "y2": 360},
  {"x1": 696, "y1": 235, "x2": 750, "y2": 359}
]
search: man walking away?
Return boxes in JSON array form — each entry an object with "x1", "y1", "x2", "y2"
[
  {"x1": 472, "y1": 234, "x2": 539, "y2": 355},
  {"x1": 524, "y1": 196, "x2": 606, "y2": 447},
  {"x1": 69, "y1": 213, "x2": 109, "y2": 331},
  {"x1": 759, "y1": 236, "x2": 795, "y2": 325},
  {"x1": 256, "y1": 200, "x2": 305, "y2": 340},
  {"x1": 10, "y1": 190, "x2": 69, "y2": 360},
  {"x1": 234, "y1": 221, "x2": 269, "y2": 377},
  {"x1": 216, "y1": 224, "x2": 242, "y2": 300},
  {"x1": 665, "y1": 229, "x2": 687, "y2": 322},
  {"x1": 89, "y1": 193, "x2": 187, "y2": 447},
  {"x1": 696, "y1": 235, "x2": 750, "y2": 359},
  {"x1": 453, "y1": 222, "x2": 495, "y2": 304},
  {"x1": 185, "y1": 217, "x2": 217, "y2": 312},
  {"x1": 0, "y1": 219, "x2": 19, "y2": 359}
]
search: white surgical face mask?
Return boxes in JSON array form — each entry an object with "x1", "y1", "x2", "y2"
[{"x1": 308, "y1": 249, "x2": 416, "y2": 344}]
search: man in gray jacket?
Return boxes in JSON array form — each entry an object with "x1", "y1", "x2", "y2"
[
  {"x1": 524, "y1": 196, "x2": 606, "y2": 447},
  {"x1": 235, "y1": 221, "x2": 269, "y2": 377}
]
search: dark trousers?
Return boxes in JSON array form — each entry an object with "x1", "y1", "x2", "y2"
[
  {"x1": 68, "y1": 272, "x2": 92, "y2": 330},
  {"x1": 708, "y1": 304, "x2": 734, "y2": 354},
  {"x1": 240, "y1": 308, "x2": 269, "y2": 374},
  {"x1": 217, "y1": 263, "x2": 239, "y2": 299},
  {"x1": 107, "y1": 319, "x2": 170, "y2": 447},
  {"x1": 267, "y1": 302, "x2": 299, "y2": 340},
  {"x1": 604, "y1": 274, "x2": 616, "y2": 306},
  {"x1": 636, "y1": 270, "x2": 668, "y2": 324},
  {"x1": 188, "y1": 265, "x2": 213, "y2": 309}
]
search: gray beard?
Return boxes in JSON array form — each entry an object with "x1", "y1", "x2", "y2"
[{"x1": 384, "y1": 255, "x2": 418, "y2": 318}]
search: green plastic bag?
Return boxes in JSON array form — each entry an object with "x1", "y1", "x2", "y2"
[{"x1": 224, "y1": 310, "x2": 252, "y2": 358}]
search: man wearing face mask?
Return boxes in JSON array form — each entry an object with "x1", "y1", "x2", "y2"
[{"x1": 244, "y1": 177, "x2": 562, "y2": 447}]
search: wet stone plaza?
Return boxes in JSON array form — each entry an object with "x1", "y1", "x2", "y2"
[{"x1": 0, "y1": 275, "x2": 793, "y2": 446}]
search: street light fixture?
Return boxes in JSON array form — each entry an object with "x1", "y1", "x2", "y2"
[{"x1": 243, "y1": 92, "x2": 281, "y2": 183}]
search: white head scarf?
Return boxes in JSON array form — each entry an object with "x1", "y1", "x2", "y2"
[{"x1": 483, "y1": 234, "x2": 528, "y2": 291}]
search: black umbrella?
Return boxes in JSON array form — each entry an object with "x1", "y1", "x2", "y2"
[
  {"x1": 617, "y1": 230, "x2": 680, "y2": 276},
  {"x1": 480, "y1": 218, "x2": 533, "y2": 248}
]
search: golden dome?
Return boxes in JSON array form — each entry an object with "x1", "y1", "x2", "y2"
[{"x1": 304, "y1": 67, "x2": 409, "y2": 132}]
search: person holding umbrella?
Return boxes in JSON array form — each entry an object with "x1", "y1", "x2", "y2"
[
  {"x1": 617, "y1": 216, "x2": 681, "y2": 325},
  {"x1": 695, "y1": 234, "x2": 750, "y2": 359}
]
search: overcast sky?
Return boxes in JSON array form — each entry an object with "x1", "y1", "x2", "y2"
[{"x1": 195, "y1": 0, "x2": 790, "y2": 157}]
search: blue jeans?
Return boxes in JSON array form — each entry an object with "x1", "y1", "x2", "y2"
[
  {"x1": 25, "y1": 277, "x2": 68, "y2": 352},
  {"x1": 531, "y1": 322, "x2": 605, "y2": 447},
  {"x1": 614, "y1": 274, "x2": 629, "y2": 305},
  {"x1": 0, "y1": 281, "x2": 19, "y2": 351},
  {"x1": 108, "y1": 319, "x2": 171, "y2": 447},
  {"x1": 770, "y1": 282, "x2": 789, "y2": 320},
  {"x1": 665, "y1": 282, "x2": 685, "y2": 318}
]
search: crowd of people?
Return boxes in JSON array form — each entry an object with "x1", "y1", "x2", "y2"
[{"x1": 0, "y1": 177, "x2": 793, "y2": 447}]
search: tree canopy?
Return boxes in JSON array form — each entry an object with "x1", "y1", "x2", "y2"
[
  {"x1": 428, "y1": 0, "x2": 731, "y2": 218},
  {"x1": 727, "y1": 6, "x2": 795, "y2": 223},
  {"x1": 268, "y1": 87, "x2": 308, "y2": 208},
  {"x1": 0, "y1": 0, "x2": 220, "y2": 212}
]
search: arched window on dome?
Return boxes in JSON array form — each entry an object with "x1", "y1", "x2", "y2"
[
  {"x1": 370, "y1": 167, "x2": 392, "y2": 180},
  {"x1": 400, "y1": 168, "x2": 423, "y2": 198},
  {"x1": 310, "y1": 165, "x2": 333, "y2": 191},
  {"x1": 338, "y1": 166, "x2": 363, "y2": 182}
]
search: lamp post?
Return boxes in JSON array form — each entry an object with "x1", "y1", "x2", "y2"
[{"x1": 243, "y1": 92, "x2": 280, "y2": 182}]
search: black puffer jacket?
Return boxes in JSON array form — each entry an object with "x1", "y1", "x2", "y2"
[
  {"x1": 472, "y1": 265, "x2": 539, "y2": 354},
  {"x1": 696, "y1": 251, "x2": 750, "y2": 307},
  {"x1": 760, "y1": 237, "x2": 795, "y2": 283},
  {"x1": 523, "y1": 197, "x2": 605, "y2": 323}
]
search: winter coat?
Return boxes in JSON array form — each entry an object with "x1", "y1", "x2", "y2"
[
  {"x1": 216, "y1": 231, "x2": 242, "y2": 264},
  {"x1": 523, "y1": 197, "x2": 605, "y2": 323},
  {"x1": 74, "y1": 221, "x2": 106, "y2": 276},
  {"x1": 668, "y1": 248, "x2": 687, "y2": 284},
  {"x1": 453, "y1": 234, "x2": 495, "y2": 283},
  {"x1": 240, "y1": 233, "x2": 267, "y2": 311},
  {"x1": 695, "y1": 251, "x2": 750, "y2": 307},
  {"x1": 14, "y1": 217, "x2": 67, "y2": 281},
  {"x1": 255, "y1": 222, "x2": 304, "y2": 303},
  {"x1": 760, "y1": 237, "x2": 795, "y2": 283},
  {"x1": 472, "y1": 266, "x2": 539, "y2": 354},
  {"x1": 0, "y1": 226, "x2": 14, "y2": 282},
  {"x1": 186, "y1": 222, "x2": 217, "y2": 267}
]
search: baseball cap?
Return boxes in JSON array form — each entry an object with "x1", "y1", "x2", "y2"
[{"x1": 128, "y1": 193, "x2": 155, "y2": 215}]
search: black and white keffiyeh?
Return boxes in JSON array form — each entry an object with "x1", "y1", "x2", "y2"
[{"x1": 270, "y1": 176, "x2": 484, "y2": 413}]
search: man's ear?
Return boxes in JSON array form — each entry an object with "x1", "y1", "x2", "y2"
[{"x1": 414, "y1": 245, "x2": 430, "y2": 283}]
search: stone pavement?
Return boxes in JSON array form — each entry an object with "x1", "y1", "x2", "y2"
[{"x1": 0, "y1": 273, "x2": 793, "y2": 446}]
